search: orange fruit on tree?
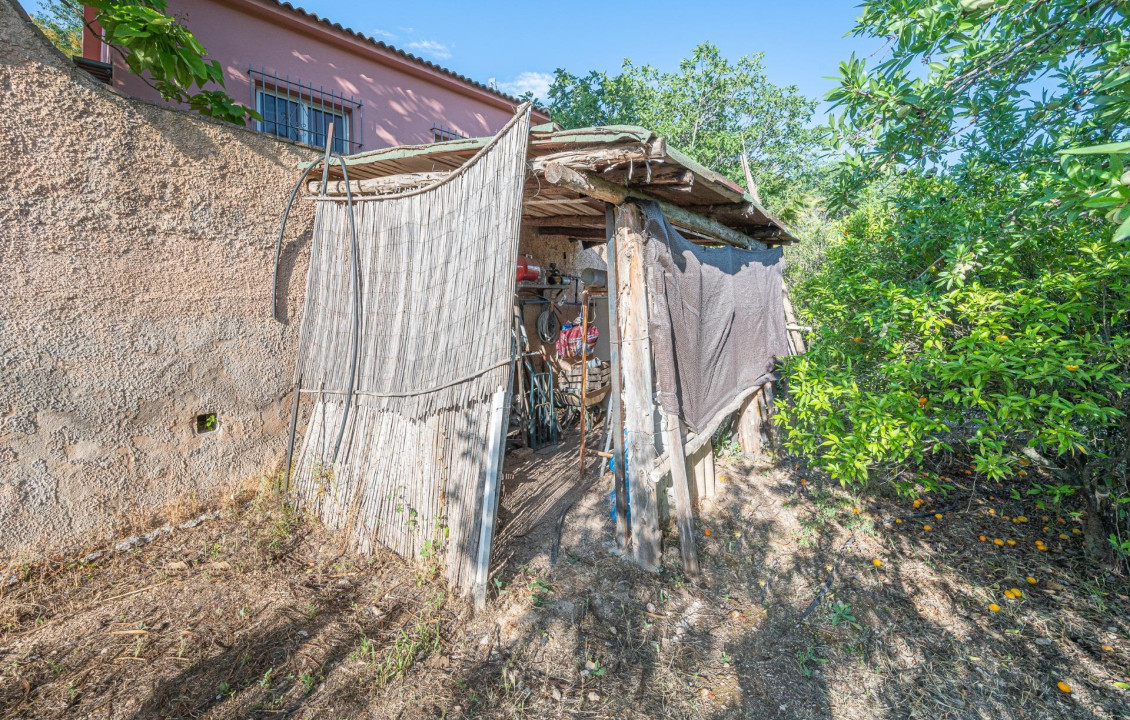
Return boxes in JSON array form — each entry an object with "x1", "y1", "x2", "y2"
[
  {"x1": 1057, "y1": 681, "x2": 1071, "y2": 694},
  {"x1": 993, "y1": 538, "x2": 1005, "y2": 546},
  {"x1": 989, "y1": 603, "x2": 1000, "y2": 612},
  {"x1": 872, "y1": 559, "x2": 882, "y2": 567},
  {"x1": 923, "y1": 524, "x2": 932, "y2": 530},
  {"x1": 1007, "y1": 539, "x2": 1016, "y2": 546},
  {"x1": 1026, "y1": 576, "x2": 1037, "y2": 584}
]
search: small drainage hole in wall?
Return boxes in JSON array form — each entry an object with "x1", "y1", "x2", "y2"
[{"x1": 195, "y1": 413, "x2": 219, "y2": 435}]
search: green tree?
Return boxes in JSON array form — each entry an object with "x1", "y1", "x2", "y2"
[
  {"x1": 782, "y1": 0, "x2": 1130, "y2": 565},
  {"x1": 30, "y1": 0, "x2": 81, "y2": 57},
  {"x1": 547, "y1": 43, "x2": 821, "y2": 215},
  {"x1": 35, "y1": 0, "x2": 256, "y2": 125}
]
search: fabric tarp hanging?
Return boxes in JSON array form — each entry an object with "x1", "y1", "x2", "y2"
[
  {"x1": 641, "y1": 200, "x2": 790, "y2": 434},
  {"x1": 288, "y1": 105, "x2": 532, "y2": 593}
]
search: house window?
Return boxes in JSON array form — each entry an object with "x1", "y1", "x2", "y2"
[
  {"x1": 258, "y1": 89, "x2": 348, "y2": 152},
  {"x1": 249, "y1": 68, "x2": 363, "y2": 153},
  {"x1": 431, "y1": 124, "x2": 467, "y2": 142}
]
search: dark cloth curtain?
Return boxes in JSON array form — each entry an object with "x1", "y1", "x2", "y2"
[{"x1": 641, "y1": 201, "x2": 790, "y2": 433}]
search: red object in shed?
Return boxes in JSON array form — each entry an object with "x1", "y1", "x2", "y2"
[{"x1": 517, "y1": 255, "x2": 541, "y2": 282}]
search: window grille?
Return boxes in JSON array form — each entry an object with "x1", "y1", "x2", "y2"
[
  {"x1": 431, "y1": 124, "x2": 467, "y2": 142},
  {"x1": 249, "y1": 68, "x2": 363, "y2": 153}
]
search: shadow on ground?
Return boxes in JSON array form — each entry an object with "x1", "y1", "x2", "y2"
[{"x1": 1, "y1": 448, "x2": 1127, "y2": 719}]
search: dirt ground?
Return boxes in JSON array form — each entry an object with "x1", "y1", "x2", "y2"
[{"x1": 2, "y1": 445, "x2": 1130, "y2": 719}]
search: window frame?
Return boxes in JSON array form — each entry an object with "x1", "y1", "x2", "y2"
[{"x1": 256, "y1": 87, "x2": 350, "y2": 153}]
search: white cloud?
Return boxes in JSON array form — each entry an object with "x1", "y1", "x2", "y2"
[
  {"x1": 371, "y1": 28, "x2": 397, "y2": 40},
  {"x1": 405, "y1": 39, "x2": 452, "y2": 60},
  {"x1": 498, "y1": 71, "x2": 554, "y2": 100}
]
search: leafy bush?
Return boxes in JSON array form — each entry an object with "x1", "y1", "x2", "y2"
[{"x1": 782, "y1": 0, "x2": 1130, "y2": 566}]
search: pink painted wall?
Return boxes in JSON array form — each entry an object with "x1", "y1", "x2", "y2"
[{"x1": 107, "y1": 0, "x2": 547, "y2": 149}]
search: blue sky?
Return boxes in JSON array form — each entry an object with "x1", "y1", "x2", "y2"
[
  {"x1": 260, "y1": 0, "x2": 878, "y2": 122},
  {"x1": 33, "y1": 0, "x2": 878, "y2": 121}
]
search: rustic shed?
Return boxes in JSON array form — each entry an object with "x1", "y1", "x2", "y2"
[{"x1": 277, "y1": 105, "x2": 802, "y2": 607}]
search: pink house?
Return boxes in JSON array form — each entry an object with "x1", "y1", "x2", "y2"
[{"x1": 80, "y1": 0, "x2": 550, "y2": 151}]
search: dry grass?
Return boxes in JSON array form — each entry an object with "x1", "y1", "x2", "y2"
[{"x1": 1, "y1": 459, "x2": 1128, "y2": 719}]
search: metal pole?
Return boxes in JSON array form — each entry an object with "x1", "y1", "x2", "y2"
[{"x1": 282, "y1": 374, "x2": 303, "y2": 492}]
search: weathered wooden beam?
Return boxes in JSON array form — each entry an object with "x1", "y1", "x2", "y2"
[
  {"x1": 663, "y1": 414, "x2": 700, "y2": 577},
  {"x1": 616, "y1": 204, "x2": 662, "y2": 571},
  {"x1": 534, "y1": 226, "x2": 607, "y2": 239},
  {"x1": 543, "y1": 163, "x2": 767, "y2": 250},
  {"x1": 783, "y1": 289, "x2": 807, "y2": 354},
  {"x1": 309, "y1": 171, "x2": 448, "y2": 196},
  {"x1": 529, "y1": 143, "x2": 662, "y2": 173},
  {"x1": 648, "y1": 382, "x2": 765, "y2": 483},
  {"x1": 520, "y1": 214, "x2": 605, "y2": 228}
]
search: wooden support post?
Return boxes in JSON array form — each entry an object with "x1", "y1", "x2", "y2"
[
  {"x1": 605, "y1": 205, "x2": 629, "y2": 549},
  {"x1": 616, "y1": 203, "x2": 661, "y2": 571},
  {"x1": 472, "y1": 387, "x2": 508, "y2": 610},
  {"x1": 663, "y1": 414, "x2": 699, "y2": 577},
  {"x1": 782, "y1": 289, "x2": 807, "y2": 354},
  {"x1": 737, "y1": 388, "x2": 763, "y2": 456}
]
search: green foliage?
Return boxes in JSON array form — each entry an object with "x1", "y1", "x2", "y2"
[
  {"x1": 83, "y1": 0, "x2": 256, "y2": 125},
  {"x1": 30, "y1": 0, "x2": 81, "y2": 56},
  {"x1": 782, "y1": 0, "x2": 1130, "y2": 565},
  {"x1": 825, "y1": 0, "x2": 1129, "y2": 232},
  {"x1": 547, "y1": 42, "x2": 821, "y2": 215}
]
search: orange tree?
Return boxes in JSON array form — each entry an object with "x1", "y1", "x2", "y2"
[{"x1": 781, "y1": 0, "x2": 1130, "y2": 564}]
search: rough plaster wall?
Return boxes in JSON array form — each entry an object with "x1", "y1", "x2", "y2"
[{"x1": 0, "y1": 0, "x2": 319, "y2": 558}]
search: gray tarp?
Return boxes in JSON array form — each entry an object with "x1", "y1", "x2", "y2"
[{"x1": 641, "y1": 201, "x2": 790, "y2": 433}]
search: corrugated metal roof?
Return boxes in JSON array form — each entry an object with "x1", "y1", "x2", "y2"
[{"x1": 261, "y1": 0, "x2": 546, "y2": 111}]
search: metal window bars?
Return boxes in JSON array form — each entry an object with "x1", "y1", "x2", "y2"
[
  {"x1": 431, "y1": 124, "x2": 468, "y2": 142},
  {"x1": 249, "y1": 67, "x2": 364, "y2": 153}
]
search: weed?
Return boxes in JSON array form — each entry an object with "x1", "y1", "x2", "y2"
[
  {"x1": 492, "y1": 575, "x2": 508, "y2": 596},
  {"x1": 796, "y1": 647, "x2": 828, "y2": 677},
  {"x1": 829, "y1": 601, "x2": 860, "y2": 629},
  {"x1": 351, "y1": 636, "x2": 378, "y2": 664},
  {"x1": 374, "y1": 619, "x2": 442, "y2": 687},
  {"x1": 300, "y1": 672, "x2": 320, "y2": 695},
  {"x1": 259, "y1": 667, "x2": 274, "y2": 689}
]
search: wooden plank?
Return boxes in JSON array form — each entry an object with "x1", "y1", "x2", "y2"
[
  {"x1": 472, "y1": 387, "x2": 508, "y2": 610},
  {"x1": 663, "y1": 414, "x2": 699, "y2": 577},
  {"x1": 616, "y1": 203, "x2": 661, "y2": 571},
  {"x1": 605, "y1": 206, "x2": 629, "y2": 550},
  {"x1": 544, "y1": 163, "x2": 769, "y2": 251},
  {"x1": 737, "y1": 389, "x2": 763, "y2": 456},
  {"x1": 703, "y1": 442, "x2": 716, "y2": 499},
  {"x1": 686, "y1": 441, "x2": 707, "y2": 505},
  {"x1": 648, "y1": 382, "x2": 764, "y2": 483},
  {"x1": 783, "y1": 289, "x2": 807, "y2": 354}
]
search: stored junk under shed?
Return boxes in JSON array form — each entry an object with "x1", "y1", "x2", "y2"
[{"x1": 277, "y1": 111, "x2": 798, "y2": 605}]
